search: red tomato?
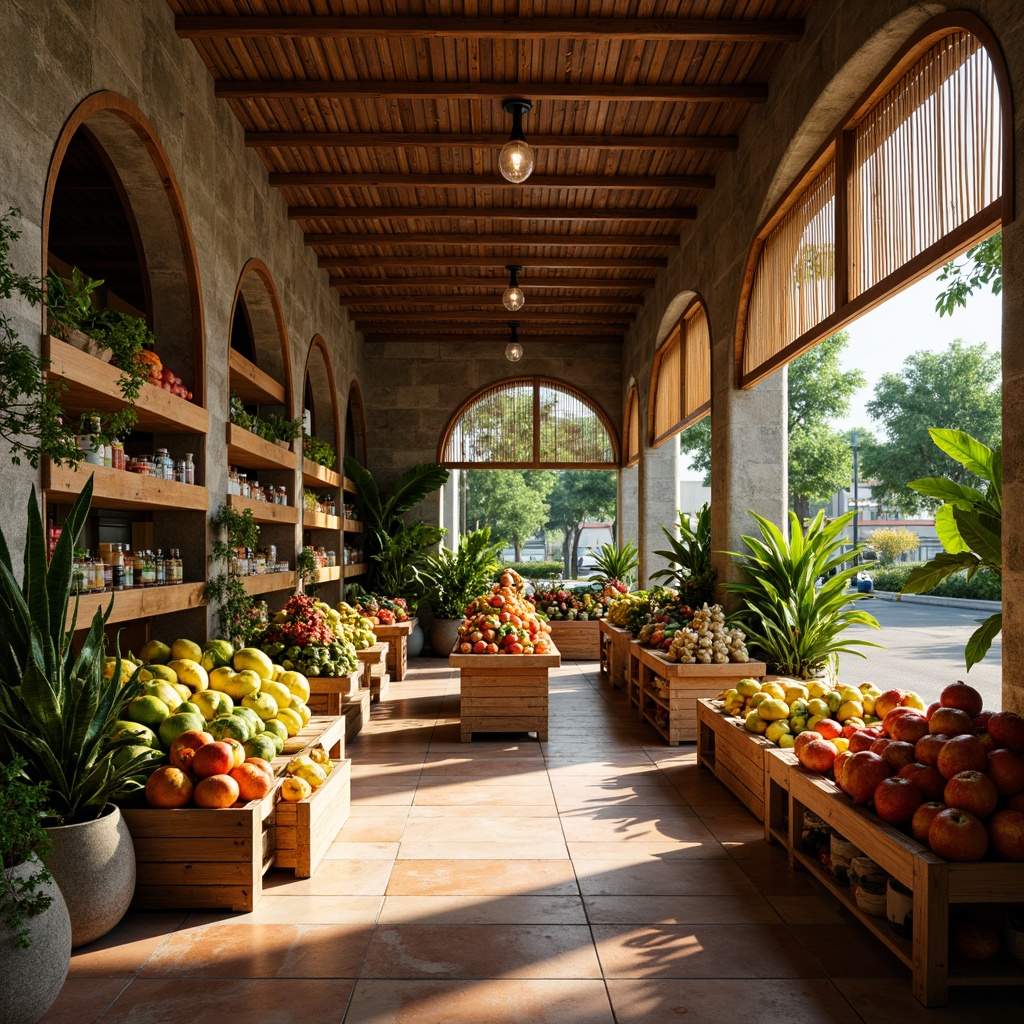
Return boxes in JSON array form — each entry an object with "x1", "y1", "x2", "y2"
[
  {"x1": 509, "y1": 642, "x2": 524, "y2": 655},
  {"x1": 482, "y1": 628, "x2": 495, "y2": 641},
  {"x1": 489, "y1": 594, "x2": 505, "y2": 607},
  {"x1": 485, "y1": 642, "x2": 499, "y2": 654},
  {"x1": 499, "y1": 611, "x2": 511, "y2": 623},
  {"x1": 472, "y1": 640, "x2": 487, "y2": 653}
]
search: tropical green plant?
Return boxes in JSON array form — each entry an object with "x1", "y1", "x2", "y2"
[
  {"x1": 43, "y1": 266, "x2": 104, "y2": 339},
  {"x1": 650, "y1": 504, "x2": 715, "y2": 605},
  {"x1": 296, "y1": 546, "x2": 319, "y2": 596},
  {"x1": 342, "y1": 456, "x2": 449, "y2": 599},
  {"x1": 1, "y1": 756, "x2": 55, "y2": 948},
  {"x1": 204, "y1": 504, "x2": 266, "y2": 646},
  {"x1": 0, "y1": 478, "x2": 155, "y2": 825},
  {"x1": 903, "y1": 429, "x2": 1002, "y2": 670},
  {"x1": 587, "y1": 539, "x2": 639, "y2": 587},
  {"x1": 229, "y1": 394, "x2": 301, "y2": 444},
  {"x1": 302, "y1": 433, "x2": 337, "y2": 470},
  {"x1": 725, "y1": 510, "x2": 882, "y2": 679},
  {"x1": 420, "y1": 528, "x2": 503, "y2": 619}
]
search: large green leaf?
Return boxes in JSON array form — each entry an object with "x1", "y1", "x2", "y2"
[
  {"x1": 928, "y1": 428, "x2": 995, "y2": 481},
  {"x1": 381, "y1": 462, "x2": 450, "y2": 523},
  {"x1": 965, "y1": 612, "x2": 1001, "y2": 671},
  {"x1": 933, "y1": 504, "x2": 969, "y2": 554},
  {"x1": 903, "y1": 551, "x2": 979, "y2": 593},
  {"x1": 953, "y1": 509, "x2": 1002, "y2": 570},
  {"x1": 907, "y1": 476, "x2": 989, "y2": 509}
]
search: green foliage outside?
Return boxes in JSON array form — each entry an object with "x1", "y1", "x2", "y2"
[
  {"x1": 935, "y1": 233, "x2": 1002, "y2": 317},
  {"x1": 502, "y1": 561, "x2": 568, "y2": 580},
  {"x1": 544, "y1": 469, "x2": 618, "y2": 577},
  {"x1": 464, "y1": 469, "x2": 554, "y2": 562},
  {"x1": 867, "y1": 527, "x2": 921, "y2": 564},
  {"x1": 865, "y1": 563, "x2": 1001, "y2": 601}
]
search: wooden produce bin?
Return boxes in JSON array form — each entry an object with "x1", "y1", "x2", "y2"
[
  {"x1": 599, "y1": 620, "x2": 632, "y2": 689},
  {"x1": 627, "y1": 640, "x2": 643, "y2": 713},
  {"x1": 306, "y1": 671, "x2": 362, "y2": 717},
  {"x1": 357, "y1": 641, "x2": 390, "y2": 702},
  {"x1": 274, "y1": 758, "x2": 351, "y2": 878},
  {"x1": 697, "y1": 698, "x2": 776, "y2": 819},
  {"x1": 122, "y1": 783, "x2": 279, "y2": 913},
  {"x1": 546, "y1": 618, "x2": 599, "y2": 660},
  {"x1": 373, "y1": 618, "x2": 415, "y2": 681},
  {"x1": 639, "y1": 652, "x2": 766, "y2": 745},
  {"x1": 277, "y1": 714, "x2": 346, "y2": 762},
  {"x1": 450, "y1": 647, "x2": 561, "y2": 742},
  {"x1": 770, "y1": 763, "x2": 1024, "y2": 1007},
  {"x1": 343, "y1": 687, "x2": 372, "y2": 741}
]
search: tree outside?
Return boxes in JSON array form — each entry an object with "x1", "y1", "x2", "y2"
[
  {"x1": 464, "y1": 469, "x2": 554, "y2": 561},
  {"x1": 868, "y1": 527, "x2": 921, "y2": 564},
  {"x1": 545, "y1": 470, "x2": 618, "y2": 577}
]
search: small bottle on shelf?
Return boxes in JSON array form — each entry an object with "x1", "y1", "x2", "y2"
[
  {"x1": 141, "y1": 551, "x2": 156, "y2": 587},
  {"x1": 155, "y1": 550, "x2": 166, "y2": 585},
  {"x1": 174, "y1": 460, "x2": 186, "y2": 484},
  {"x1": 111, "y1": 544, "x2": 124, "y2": 590},
  {"x1": 169, "y1": 549, "x2": 183, "y2": 584},
  {"x1": 111, "y1": 439, "x2": 125, "y2": 471},
  {"x1": 184, "y1": 453, "x2": 195, "y2": 485},
  {"x1": 122, "y1": 548, "x2": 134, "y2": 589}
]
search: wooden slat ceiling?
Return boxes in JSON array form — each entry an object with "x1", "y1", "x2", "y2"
[{"x1": 169, "y1": 0, "x2": 815, "y2": 346}]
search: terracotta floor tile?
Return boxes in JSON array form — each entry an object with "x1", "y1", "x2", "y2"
[
  {"x1": 592, "y1": 923, "x2": 827, "y2": 979},
  {"x1": 183, "y1": 894, "x2": 383, "y2": 927},
  {"x1": 378, "y1": 894, "x2": 587, "y2": 925},
  {"x1": 411, "y1": 781, "x2": 557, "y2": 807},
  {"x1": 37, "y1": 978, "x2": 127, "y2": 1024},
  {"x1": 262, "y1": 860, "x2": 393, "y2": 896},
  {"x1": 139, "y1": 922, "x2": 373, "y2": 978},
  {"x1": 343, "y1": 978, "x2": 614, "y2": 1023},
  {"x1": 566, "y1": 839, "x2": 728, "y2": 860},
  {"x1": 583, "y1": 894, "x2": 780, "y2": 925},
  {"x1": 350, "y1": 783, "x2": 417, "y2": 806},
  {"x1": 796, "y1": 923, "x2": 907, "y2": 979},
  {"x1": 833, "y1": 976, "x2": 1024, "y2": 1023},
  {"x1": 332, "y1": 817, "x2": 408, "y2": 842},
  {"x1": 551, "y1": 782, "x2": 688, "y2": 809},
  {"x1": 362, "y1": 923, "x2": 602, "y2": 979},
  {"x1": 98, "y1": 978, "x2": 356, "y2": 1024},
  {"x1": 558, "y1": 811, "x2": 711, "y2": 845},
  {"x1": 420, "y1": 757, "x2": 548, "y2": 777},
  {"x1": 399, "y1": 814, "x2": 565, "y2": 845},
  {"x1": 606, "y1": 978, "x2": 860, "y2": 1023},
  {"x1": 766, "y1": 892, "x2": 849, "y2": 925},
  {"x1": 397, "y1": 840, "x2": 569, "y2": 860},
  {"x1": 409, "y1": 803, "x2": 557, "y2": 818},
  {"x1": 67, "y1": 911, "x2": 187, "y2": 978},
  {"x1": 573, "y1": 858, "x2": 761, "y2": 897},
  {"x1": 387, "y1": 859, "x2": 579, "y2": 896},
  {"x1": 324, "y1": 840, "x2": 402, "y2": 860}
]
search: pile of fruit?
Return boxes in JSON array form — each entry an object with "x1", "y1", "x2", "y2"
[
  {"x1": 144, "y1": 739, "x2": 275, "y2": 809},
  {"x1": 793, "y1": 679, "x2": 1024, "y2": 862},
  {"x1": 106, "y1": 637, "x2": 318, "y2": 808},
  {"x1": 332, "y1": 601, "x2": 379, "y2": 650},
  {"x1": 259, "y1": 594, "x2": 359, "y2": 677},
  {"x1": 137, "y1": 350, "x2": 193, "y2": 401},
  {"x1": 529, "y1": 585, "x2": 613, "y2": 621},
  {"x1": 607, "y1": 590, "x2": 649, "y2": 628},
  {"x1": 721, "y1": 677, "x2": 901, "y2": 748},
  {"x1": 346, "y1": 593, "x2": 410, "y2": 624},
  {"x1": 640, "y1": 602, "x2": 749, "y2": 665},
  {"x1": 456, "y1": 569, "x2": 552, "y2": 655},
  {"x1": 280, "y1": 749, "x2": 334, "y2": 802}
]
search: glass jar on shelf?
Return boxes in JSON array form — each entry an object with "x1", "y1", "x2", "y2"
[
  {"x1": 122, "y1": 549, "x2": 134, "y2": 589},
  {"x1": 184, "y1": 453, "x2": 195, "y2": 485}
]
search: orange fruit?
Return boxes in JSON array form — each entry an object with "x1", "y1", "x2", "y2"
[
  {"x1": 222, "y1": 737, "x2": 246, "y2": 767},
  {"x1": 230, "y1": 762, "x2": 274, "y2": 801},
  {"x1": 145, "y1": 766, "x2": 193, "y2": 808},
  {"x1": 193, "y1": 773, "x2": 240, "y2": 808},
  {"x1": 244, "y1": 756, "x2": 274, "y2": 779}
]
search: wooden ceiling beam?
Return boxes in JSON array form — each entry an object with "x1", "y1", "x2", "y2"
[
  {"x1": 330, "y1": 275, "x2": 655, "y2": 290},
  {"x1": 364, "y1": 333, "x2": 624, "y2": 344},
  {"x1": 271, "y1": 172, "x2": 714, "y2": 190},
  {"x1": 177, "y1": 16, "x2": 804, "y2": 44},
  {"x1": 217, "y1": 81, "x2": 767, "y2": 104},
  {"x1": 292, "y1": 205, "x2": 696, "y2": 222},
  {"x1": 340, "y1": 294, "x2": 645, "y2": 307},
  {"x1": 246, "y1": 130, "x2": 738, "y2": 152},
  {"x1": 306, "y1": 231, "x2": 677, "y2": 248},
  {"x1": 322, "y1": 254, "x2": 667, "y2": 269},
  {"x1": 353, "y1": 309, "x2": 635, "y2": 324}
]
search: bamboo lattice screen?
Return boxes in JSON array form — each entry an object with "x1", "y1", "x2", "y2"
[
  {"x1": 682, "y1": 302, "x2": 711, "y2": 426},
  {"x1": 650, "y1": 325, "x2": 682, "y2": 447}
]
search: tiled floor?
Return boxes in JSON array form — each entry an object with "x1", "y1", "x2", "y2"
[{"x1": 42, "y1": 658, "x2": 1020, "y2": 1023}]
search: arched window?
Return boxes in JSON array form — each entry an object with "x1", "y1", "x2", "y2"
[
  {"x1": 344, "y1": 381, "x2": 368, "y2": 465},
  {"x1": 650, "y1": 299, "x2": 711, "y2": 447},
  {"x1": 440, "y1": 377, "x2": 618, "y2": 469},
  {"x1": 739, "y1": 17, "x2": 1011, "y2": 387},
  {"x1": 623, "y1": 384, "x2": 640, "y2": 468}
]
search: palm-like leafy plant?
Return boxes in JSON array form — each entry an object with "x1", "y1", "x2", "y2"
[
  {"x1": 0, "y1": 478, "x2": 152, "y2": 825},
  {"x1": 649, "y1": 504, "x2": 715, "y2": 606},
  {"x1": 903, "y1": 429, "x2": 1001, "y2": 670},
  {"x1": 724, "y1": 509, "x2": 881, "y2": 679},
  {"x1": 420, "y1": 528, "x2": 503, "y2": 619},
  {"x1": 587, "y1": 540, "x2": 639, "y2": 587}
]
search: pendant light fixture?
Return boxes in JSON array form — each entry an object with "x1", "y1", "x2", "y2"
[
  {"x1": 505, "y1": 321, "x2": 523, "y2": 362},
  {"x1": 502, "y1": 264, "x2": 525, "y2": 311},
  {"x1": 498, "y1": 99, "x2": 535, "y2": 183}
]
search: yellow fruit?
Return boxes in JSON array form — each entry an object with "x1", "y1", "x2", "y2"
[
  {"x1": 735, "y1": 678, "x2": 761, "y2": 698},
  {"x1": 281, "y1": 776, "x2": 312, "y2": 802},
  {"x1": 291, "y1": 699, "x2": 312, "y2": 726},
  {"x1": 278, "y1": 671, "x2": 311, "y2": 703},
  {"x1": 839, "y1": 686, "x2": 862, "y2": 704},
  {"x1": 172, "y1": 681, "x2": 192, "y2": 702},
  {"x1": 286, "y1": 754, "x2": 317, "y2": 774},
  {"x1": 903, "y1": 691, "x2": 927, "y2": 712},
  {"x1": 837, "y1": 700, "x2": 864, "y2": 722},
  {"x1": 139, "y1": 664, "x2": 178, "y2": 685},
  {"x1": 778, "y1": 733, "x2": 796, "y2": 749},
  {"x1": 275, "y1": 708, "x2": 303, "y2": 737},
  {"x1": 208, "y1": 667, "x2": 236, "y2": 692},
  {"x1": 744, "y1": 710, "x2": 769, "y2": 734},
  {"x1": 260, "y1": 680, "x2": 292, "y2": 710},
  {"x1": 139, "y1": 640, "x2": 171, "y2": 665},
  {"x1": 808, "y1": 681, "x2": 831, "y2": 699},
  {"x1": 166, "y1": 658, "x2": 209, "y2": 692},
  {"x1": 308, "y1": 747, "x2": 330, "y2": 767},
  {"x1": 761, "y1": 682, "x2": 786, "y2": 701},
  {"x1": 271, "y1": 664, "x2": 285, "y2": 681},
  {"x1": 221, "y1": 669, "x2": 262, "y2": 701},
  {"x1": 765, "y1": 719, "x2": 791, "y2": 744},
  {"x1": 171, "y1": 638, "x2": 203, "y2": 662},
  {"x1": 757, "y1": 698, "x2": 790, "y2": 722},
  {"x1": 832, "y1": 737, "x2": 850, "y2": 754},
  {"x1": 292, "y1": 762, "x2": 327, "y2": 789},
  {"x1": 747, "y1": 692, "x2": 769, "y2": 709},
  {"x1": 233, "y1": 647, "x2": 274, "y2": 680},
  {"x1": 241, "y1": 691, "x2": 279, "y2": 722},
  {"x1": 783, "y1": 684, "x2": 809, "y2": 704}
]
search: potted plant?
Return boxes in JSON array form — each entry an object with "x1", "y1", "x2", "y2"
[
  {"x1": 0, "y1": 477, "x2": 151, "y2": 947},
  {"x1": 1, "y1": 757, "x2": 71, "y2": 1024},
  {"x1": 420, "y1": 528, "x2": 503, "y2": 654},
  {"x1": 650, "y1": 504, "x2": 716, "y2": 607},
  {"x1": 587, "y1": 538, "x2": 639, "y2": 590},
  {"x1": 724, "y1": 509, "x2": 882, "y2": 680}
]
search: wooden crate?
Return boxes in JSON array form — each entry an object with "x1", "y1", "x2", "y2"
[
  {"x1": 342, "y1": 687, "x2": 372, "y2": 741},
  {"x1": 450, "y1": 647, "x2": 561, "y2": 742},
  {"x1": 598, "y1": 620, "x2": 632, "y2": 689},
  {"x1": 546, "y1": 619, "x2": 599, "y2": 660},
  {"x1": 627, "y1": 640, "x2": 642, "y2": 714},
  {"x1": 274, "y1": 759, "x2": 351, "y2": 877},
  {"x1": 696, "y1": 698, "x2": 776, "y2": 819},
  {"x1": 277, "y1": 714, "x2": 346, "y2": 762},
  {"x1": 306, "y1": 671, "x2": 362, "y2": 716},
  {"x1": 373, "y1": 618, "x2": 415, "y2": 680},
  {"x1": 122, "y1": 783, "x2": 278, "y2": 912},
  {"x1": 356, "y1": 641, "x2": 390, "y2": 702},
  {"x1": 640, "y1": 654, "x2": 766, "y2": 745},
  {"x1": 772, "y1": 765, "x2": 1024, "y2": 1006}
]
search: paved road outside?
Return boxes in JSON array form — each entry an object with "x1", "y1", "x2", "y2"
[{"x1": 836, "y1": 597, "x2": 1003, "y2": 710}]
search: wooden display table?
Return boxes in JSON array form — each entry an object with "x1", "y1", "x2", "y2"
[
  {"x1": 357, "y1": 641, "x2": 390, "y2": 702},
  {"x1": 546, "y1": 618, "x2": 599, "y2": 660},
  {"x1": 277, "y1": 713, "x2": 347, "y2": 762},
  {"x1": 638, "y1": 652, "x2": 766, "y2": 745},
  {"x1": 696, "y1": 698, "x2": 776, "y2": 818},
  {"x1": 450, "y1": 647, "x2": 561, "y2": 742},
  {"x1": 274, "y1": 758, "x2": 351, "y2": 878},
  {"x1": 373, "y1": 618, "x2": 415, "y2": 680},
  {"x1": 765, "y1": 759, "x2": 1024, "y2": 1007},
  {"x1": 306, "y1": 671, "x2": 362, "y2": 717},
  {"x1": 599, "y1": 620, "x2": 632, "y2": 689}
]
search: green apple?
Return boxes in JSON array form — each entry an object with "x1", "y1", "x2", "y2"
[{"x1": 126, "y1": 694, "x2": 172, "y2": 730}]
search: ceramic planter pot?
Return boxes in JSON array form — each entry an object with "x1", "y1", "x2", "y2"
[
  {"x1": 407, "y1": 621, "x2": 425, "y2": 659},
  {"x1": 429, "y1": 617, "x2": 462, "y2": 656},
  {"x1": 44, "y1": 803, "x2": 135, "y2": 947},
  {"x1": 0, "y1": 855, "x2": 71, "y2": 1023}
]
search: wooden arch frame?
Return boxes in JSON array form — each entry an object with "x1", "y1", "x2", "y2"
[
  {"x1": 344, "y1": 379, "x2": 368, "y2": 466},
  {"x1": 229, "y1": 257, "x2": 293, "y2": 416},
  {"x1": 302, "y1": 335, "x2": 341, "y2": 460},
  {"x1": 623, "y1": 382, "x2": 640, "y2": 468},
  {"x1": 42, "y1": 90, "x2": 206, "y2": 406},
  {"x1": 649, "y1": 295, "x2": 710, "y2": 448},
  {"x1": 438, "y1": 375, "x2": 620, "y2": 470},
  {"x1": 735, "y1": 12, "x2": 1013, "y2": 390}
]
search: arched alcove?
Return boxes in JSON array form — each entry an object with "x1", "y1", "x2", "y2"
[
  {"x1": 344, "y1": 380, "x2": 368, "y2": 466},
  {"x1": 302, "y1": 336, "x2": 341, "y2": 458}
]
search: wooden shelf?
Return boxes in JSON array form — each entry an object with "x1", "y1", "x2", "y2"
[
  {"x1": 226, "y1": 423, "x2": 299, "y2": 472},
  {"x1": 44, "y1": 336, "x2": 208, "y2": 435},
  {"x1": 317, "y1": 565, "x2": 343, "y2": 583},
  {"x1": 68, "y1": 582, "x2": 206, "y2": 628},
  {"x1": 240, "y1": 571, "x2": 297, "y2": 596},
  {"x1": 302, "y1": 458, "x2": 341, "y2": 489},
  {"x1": 303, "y1": 510, "x2": 341, "y2": 531},
  {"x1": 642, "y1": 707, "x2": 670, "y2": 742},
  {"x1": 344, "y1": 562, "x2": 368, "y2": 577},
  {"x1": 228, "y1": 348, "x2": 286, "y2": 406},
  {"x1": 343, "y1": 476, "x2": 357, "y2": 495},
  {"x1": 225, "y1": 492, "x2": 299, "y2": 525},
  {"x1": 342, "y1": 518, "x2": 363, "y2": 533},
  {"x1": 45, "y1": 462, "x2": 209, "y2": 512}
]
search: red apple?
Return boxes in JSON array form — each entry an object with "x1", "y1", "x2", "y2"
[
  {"x1": 882, "y1": 740, "x2": 917, "y2": 773},
  {"x1": 986, "y1": 749, "x2": 1024, "y2": 797},
  {"x1": 190, "y1": 740, "x2": 235, "y2": 779},
  {"x1": 929, "y1": 707, "x2": 975, "y2": 738},
  {"x1": 841, "y1": 751, "x2": 891, "y2": 804},
  {"x1": 911, "y1": 801, "x2": 947, "y2": 843},
  {"x1": 951, "y1": 919, "x2": 1001, "y2": 960},
  {"x1": 848, "y1": 730, "x2": 877, "y2": 753},
  {"x1": 939, "y1": 680, "x2": 984, "y2": 718},
  {"x1": 882, "y1": 706, "x2": 920, "y2": 738},
  {"x1": 870, "y1": 737, "x2": 893, "y2": 756},
  {"x1": 925, "y1": 701, "x2": 940, "y2": 722},
  {"x1": 873, "y1": 777, "x2": 923, "y2": 825},
  {"x1": 944, "y1": 770, "x2": 999, "y2": 819},
  {"x1": 897, "y1": 762, "x2": 946, "y2": 802},
  {"x1": 874, "y1": 689, "x2": 911, "y2": 720},
  {"x1": 987, "y1": 809, "x2": 1024, "y2": 861},
  {"x1": 915, "y1": 733, "x2": 949, "y2": 766},
  {"x1": 890, "y1": 713, "x2": 929, "y2": 745},
  {"x1": 975, "y1": 730, "x2": 996, "y2": 754},
  {"x1": 987, "y1": 712, "x2": 1024, "y2": 754},
  {"x1": 793, "y1": 731, "x2": 823, "y2": 756},
  {"x1": 936, "y1": 734, "x2": 988, "y2": 780},
  {"x1": 1009, "y1": 793, "x2": 1024, "y2": 813},
  {"x1": 928, "y1": 807, "x2": 989, "y2": 861},
  {"x1": 834, "y1": 749, "x2": 854, "y2": 790},
  {"x1": 798, "y1": 738, "x2": 838, "y2": 773},
  {"x1": 168, "y1": 729, "x2": 213, "y2": 772},
  {"x1": 815, "y1": 718, "x2": 843, "y2": 741},
  {"x1": 974, "y1": 710, "x2": 994, "y2": 730}
]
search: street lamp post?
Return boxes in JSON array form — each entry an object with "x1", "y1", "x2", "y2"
[{"x1": 851, "y1": 431, "x2": 860, "y2": 560}]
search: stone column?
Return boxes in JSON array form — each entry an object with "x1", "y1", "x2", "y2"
[
  {"x1": 439, "y1": 468, "x2": 461, "y2": 551},
  {"x1": 619, "y1": 464, "x2": 639, "y2": 556},
  {"x1": 639, "y1": 440, "x2": 681, "y2": 586}
]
